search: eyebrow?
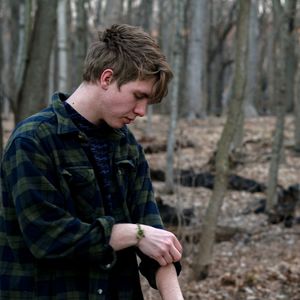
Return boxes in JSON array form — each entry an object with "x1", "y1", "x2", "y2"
[{"x1": 135, "y1": 91, "x2": 151, "y2": 99}]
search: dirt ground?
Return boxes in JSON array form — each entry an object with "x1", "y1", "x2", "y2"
[
  {"x1": 130, "y1": 115, "x2": 300, "y2": 300},
  {"x1": 3, "y1": 114, "x2": 300, "y2": 300}
]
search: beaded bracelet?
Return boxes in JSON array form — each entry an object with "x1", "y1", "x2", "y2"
[{"x1": 136, "y1": 223, "x2": 145, "y2": 243}]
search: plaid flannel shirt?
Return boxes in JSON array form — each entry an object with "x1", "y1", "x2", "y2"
[{"x1": 0, "y1": 93, "x2": 176, "y2": 299}]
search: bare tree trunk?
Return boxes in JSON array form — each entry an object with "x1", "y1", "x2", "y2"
[
  {"x1": 207, "y1": 1, "x2": 236, "y2": 116},
  {"x1": 232, "y1": 0, "x2": 260, "y2": 149},
  {"x1": 134, "y1": 0, "x2": 154, "y2": 138},
  {"x1": 266, "y1": 12, "x2": 276, "y2": 115},
  {"x1": 186, "y1": 0, "x2": 208, "y2": 119},
  {"x1": 157, "y1": 0, "x2": 173, "y2": 115},
  {"x1": 266, "y1": 0, "x2": 297, "y2": 214},
  {"x1": 294, "y1": 6, "x2": 300, "y2": 152},
  {"x1": 94, "y1": 0, "x2": 103, "y2": 26},
  {"x1": 103, "y1": 0, "x2": 123, "y2": 27},
  {"x1": 256, "y1": 5, "x2": 268, "y2": 115},
  {"x1": 244, "y1": 0, "x2": 259, "y2": 117},
  {"x1": 57, "y1": 0, "x2": 68, "y2": 92},
  {"x1": 16, "y1": 0, "x2": 33, "y2": 99},
  {"x1": 194, "y1": 0, "x2": 250, "y2": 280},
  {"x1": 285, "y1": 0, "x2": 297, "y2": 113},
  {"x1": 0, "y1": 1, "x2": 4, "y2": 155},
  {"x1": 294, "y1": 58, "x2": 300, "y2": 152},
  {"x1": 165, "y1": 0, "x2": 185, "y2": 193},
  {"x1": 74, "y1": 0, "x2": 88, "y2": 89},
  {"x1": 16, "y1": 0, "x2": 58, "y2": 123},
  {"x1": 2, "y1": 0, "x2": 20, "y2": 117}
]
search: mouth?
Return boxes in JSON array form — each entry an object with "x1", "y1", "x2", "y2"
[{"x1": 124, "y1": 117, "x2": 135, "y2": 124}]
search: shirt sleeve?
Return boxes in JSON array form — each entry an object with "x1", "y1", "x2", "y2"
[
  {"x1": 137, "y1": 249, "x2": 182, "y2": 289},
  {"x1": 129, "y1": 142, "x2": 181, "y2": 288},
  {"x1": 1, "y1": 136, "x2": 116, "y2": 267}
]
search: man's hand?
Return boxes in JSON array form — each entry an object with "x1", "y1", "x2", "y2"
[
  {"x1": 137, "y1": 225, "x2": 182, "y2": 266},
  {"x1": 109, "y1": 223, "x2": 182, "y2": 266}
]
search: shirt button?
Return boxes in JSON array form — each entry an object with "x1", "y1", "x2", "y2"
[
  {"x1": 97, "y1": 288, "x2": 103, "y2": 295},
  {"x1": 78, "y1": 133, "x2": 86, "y2": 141}
]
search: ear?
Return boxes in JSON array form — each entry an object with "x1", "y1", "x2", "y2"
[{"x1": 100, "y1": 69, "x2": 113, "y2": 90}]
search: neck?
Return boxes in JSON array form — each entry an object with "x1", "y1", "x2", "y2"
[{"x1": 66, "y1": 82, "x2": 103, "y2": 125}]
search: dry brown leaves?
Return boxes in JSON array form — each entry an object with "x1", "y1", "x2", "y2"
[{"x1": 132, "y1": 115, "x2": 300, "y2": 300}]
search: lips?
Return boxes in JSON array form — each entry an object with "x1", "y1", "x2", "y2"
[{"x1": 124, "y1": 117, "x2": 134, "y2": 124}]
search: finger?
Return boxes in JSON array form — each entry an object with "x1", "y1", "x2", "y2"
[
  {"x1": 157, "y1": 256, "x2": 168, "y2": 266},
  {"x1": 170, "y1": 245, "x2": 182, "y2": 262},
  {"x1": 149, "y1": 253, "x2": 168, "y2": 266},
  {"x1": 163, "y1": 252, "x2": 174, "y2": 264},
  {"x1": 173, "y1": 237, "x2": 183, "y2": 253}
]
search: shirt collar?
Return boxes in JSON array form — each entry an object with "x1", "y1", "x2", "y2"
[
  {"x1": 51, "y1": 92, "x2": 79, "y2": 135},
  {"x1": 51, "y1": 92, "x2": 127, "y2": 140}
]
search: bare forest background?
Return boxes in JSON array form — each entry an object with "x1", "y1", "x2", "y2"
[{"x1": 1, "y1": 0, "x2": 300, "y2": 299}]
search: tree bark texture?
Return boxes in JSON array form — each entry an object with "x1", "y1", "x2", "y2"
[
  {"x1": 165, "y1": 0, "x2": 185, "y2": 193},
  {"x1": 0, "y1": 1, "x2": 4, "y2": 156},
  {"x1": 16, "y1": 0, "x2": 58, "y2": 123},
  {"x1": 57, "y1": 0, "x2": 68, "y2": 93},
  {"x1": 2, "y1": 0, "x2": 19, "y2": 116},
  {"x1": 266, "y1": 0, "x2": 297, "y2": 213},
  {"x1": 194, "y1": 0, "x2": 250, "y2": 280},
  {"x1": 103, "y1": 0, "x2": 123, "y2": 27},
  {"x1": 244, "y1": 0, "x2": 259, "y2": 117},
  {"x1": 186, "y1": 0, "x2": 208, "y2": 119},
  {"x1": 74, "y1": 0, "x2": 88, "y2": 89}
]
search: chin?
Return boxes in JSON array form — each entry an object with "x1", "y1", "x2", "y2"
[{"x1": 110, "y1": 122, "x2": 126, "y2": 129}]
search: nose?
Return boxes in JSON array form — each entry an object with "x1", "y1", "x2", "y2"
[{"x1": 133, "y1": 99, "x2": 147, "y2": 117}]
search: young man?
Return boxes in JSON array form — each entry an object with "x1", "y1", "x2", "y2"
[{"x1": 0, "y1": 24, "x2": 183, "y2": 299}]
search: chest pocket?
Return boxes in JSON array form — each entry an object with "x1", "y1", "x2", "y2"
[
  {"x1": 115, "y1": 159, "x2": 136, "y2": 203},
  {"x1": 61, "y1": 166, "x2": 102, "y2": 221}
]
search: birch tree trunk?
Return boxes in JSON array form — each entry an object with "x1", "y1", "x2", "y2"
[
  {"x1": 57, "y1": 0, "x2": 68, "y2": 92},
  {"x1": 16, "y1": 0, "x2": 58, "y2": 123},
  {"x1": 194, "y1": 0, "x2": 250, "y2": 280},
  {"x1": 165, "y1": 0, "x2": 185, "y2": 193}
]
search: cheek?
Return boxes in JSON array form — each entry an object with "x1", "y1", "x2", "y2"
[{"x1": 115, "y1": 99, "x2": 136, "y2": 112}]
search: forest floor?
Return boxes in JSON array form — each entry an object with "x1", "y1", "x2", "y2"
[
  {"x1": 129, "y1": 115, "x2": 300, "y2": 300},
  {"x1": 3, "y1": 114, "x2": 300, "y2": 300}
]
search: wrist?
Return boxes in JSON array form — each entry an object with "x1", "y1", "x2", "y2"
[{"x1": 136, "y1": 223, "x2": 145, "y2": 245}]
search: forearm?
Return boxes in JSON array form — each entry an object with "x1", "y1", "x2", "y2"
[
  {"x1": 109, "y1": 223, "x2": 138, "y2": 250},
  {"x1": 156, "y1": 264, "x2": 184, "y2": 300}
]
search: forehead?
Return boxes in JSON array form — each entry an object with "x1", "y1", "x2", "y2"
[
  {"x1": 120, "y1": 78, "x2": 156, "y2": 102},
  {"x1": 124, "y1": 78, "x2": 155, "y2": 92}
]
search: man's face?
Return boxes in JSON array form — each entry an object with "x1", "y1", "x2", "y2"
[{"x1": 100, "y1": 78, "x2": 155, "y2": 128}]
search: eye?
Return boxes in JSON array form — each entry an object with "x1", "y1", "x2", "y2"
[{"x1": 134, "y1": 93, "x2": 145, "y2": 100}]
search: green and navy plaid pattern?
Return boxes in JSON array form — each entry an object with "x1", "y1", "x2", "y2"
[{"x1": 0, "y1": 93, "x2": 167, "y2": 299}]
